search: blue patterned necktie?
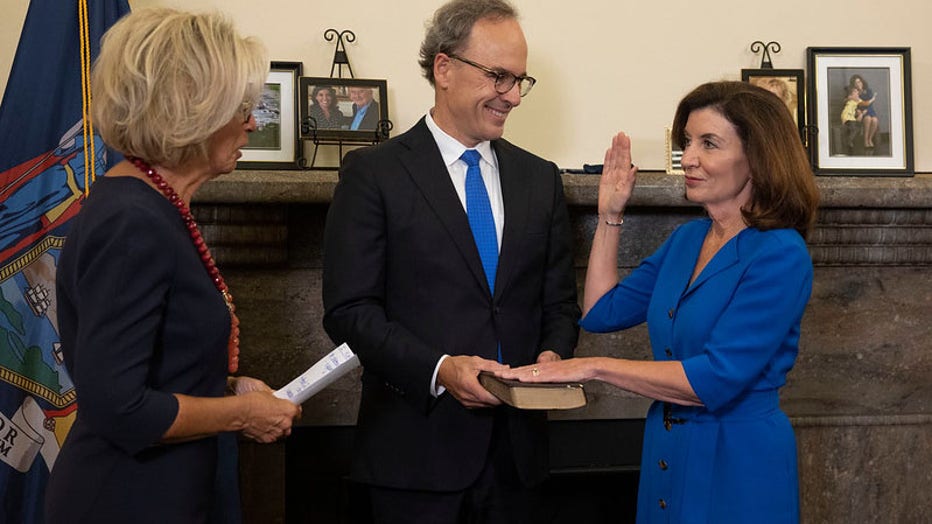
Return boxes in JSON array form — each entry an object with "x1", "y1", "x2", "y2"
[
  {"x1": 462, "y1": 149, "x2": 502, "y2": 363},
  {"x1": 461, "y1": 149, "x2": 498, "y2": 294}
]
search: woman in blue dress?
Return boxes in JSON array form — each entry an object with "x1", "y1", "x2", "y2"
[
  {"x1": 848, "y1": 75, "x2": 879, "y2": 149},
  {"x1": 501, "y1": 81, "x2": 819, "y2": 523}
]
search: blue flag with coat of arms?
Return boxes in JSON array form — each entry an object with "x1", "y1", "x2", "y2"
[{"x1": 0, "y1": 0, "x2": 129, "y2": 521}]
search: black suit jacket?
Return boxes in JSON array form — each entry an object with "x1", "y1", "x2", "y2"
[{"x1": 322, "y1": 118, "x2": 580, "y2": 491}]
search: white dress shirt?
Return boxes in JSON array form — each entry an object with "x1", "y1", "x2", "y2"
[{"x1": 424, "y1": 111, "x2": 505, "y2": 396}]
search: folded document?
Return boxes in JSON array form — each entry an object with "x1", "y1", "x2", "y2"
[{"x1": 274, "y1": 343, "x2": 359, "y2": 404}]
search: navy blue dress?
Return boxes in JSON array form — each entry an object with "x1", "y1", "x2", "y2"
[
  {"x1": 581, "y1": 219, "x2": 812, "y2": 523},
  {"x1": 859, "y1": 88, "x2": 877, "y2": 117},
  {"x1": 45, "y1": 176, "x2": 231, "y2": 523}
]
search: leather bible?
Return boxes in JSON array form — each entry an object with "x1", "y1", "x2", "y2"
[{"x1": 478, "y1": 372, "x2": 587, "y2": 410}]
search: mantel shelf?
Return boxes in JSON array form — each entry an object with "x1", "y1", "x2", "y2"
[{"x1": 195, "y1": 170, "x2": 932, "y2": 209}]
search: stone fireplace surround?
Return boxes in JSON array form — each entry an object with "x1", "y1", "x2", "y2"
[{"x1": 193, "y1": 171, "x2": 932, "y2": 523}]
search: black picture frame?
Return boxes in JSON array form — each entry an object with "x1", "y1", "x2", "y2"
[
  {"x1": 238, "y1": 61, "x2": 303, "y2": 170},
  {"x1": 741, "y1": 68, "x2": 805, "y2": 141},
  {"x1": 806, "y1": 47, "x2": 913, "y2": 176},
  {"x1": 298, "y1": 77, "x2": 389, "y2": 141}
]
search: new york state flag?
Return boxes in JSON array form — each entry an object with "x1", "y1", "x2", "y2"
[{"x1": 0, "y1": 1, "x2": 129, "y2": 521}]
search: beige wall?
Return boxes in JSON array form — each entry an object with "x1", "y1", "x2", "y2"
[{"x1": 2, "y1": 0, "x2": 930, "y2": 171}]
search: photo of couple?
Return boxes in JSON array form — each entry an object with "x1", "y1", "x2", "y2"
[{"x1": 305, "y1": 84, "x2": 382, "y2": 131}]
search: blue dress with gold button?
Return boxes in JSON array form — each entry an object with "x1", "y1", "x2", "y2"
[{"x1": 581, "y1": 218, "x2": 810, "y2": 523}]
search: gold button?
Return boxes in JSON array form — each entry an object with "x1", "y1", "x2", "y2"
[
  {"x1": 659, "y1": 459, "x2": 668, "y2": 470},
  {"x1": 667, "y1": 308, "x2": 674, "y2": 319},
  {"x1": 664, "y1": 348, "x2": 672, "y2": 357},
  {"x1": 659, "y1": 499, "x2": 667, "y2": 509}
]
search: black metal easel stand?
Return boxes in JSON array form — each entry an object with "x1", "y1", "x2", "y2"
[{"x1": 301, "y1": 120, "x2": 393, "y2": 169}]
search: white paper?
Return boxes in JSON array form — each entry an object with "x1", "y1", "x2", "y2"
[{"x1": 274, "y1": 343, "x2": 359, "y2": 405}]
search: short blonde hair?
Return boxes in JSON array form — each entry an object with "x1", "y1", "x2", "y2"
[{"x1": 92, "y1": 8, "x2": 268, "y2": 167}]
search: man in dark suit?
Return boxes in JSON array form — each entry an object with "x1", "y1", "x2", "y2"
[
  {"x1": 322, "y1": 1, "x2": 580, "y2": 522},
  {"x1": 348, "y1": 86, "x2": 381, "y2": 130}
]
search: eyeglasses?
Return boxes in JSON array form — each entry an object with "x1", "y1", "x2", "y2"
[
  {"x1": 448, "y1": 54, "x2": 536, "y2": 97},
  {"x1": 238, "y1": 100, "x2": 253, "y2": 124}
]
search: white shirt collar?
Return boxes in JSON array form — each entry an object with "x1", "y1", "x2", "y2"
[{"x1": 425, "y1": 111, "x2": 495, "y2": 169}]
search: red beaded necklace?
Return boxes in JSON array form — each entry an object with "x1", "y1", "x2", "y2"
[{"x1": 129, "y1": 157, "x2": 240, "y2": 373}]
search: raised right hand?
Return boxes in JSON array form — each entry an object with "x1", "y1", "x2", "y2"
[
  {"x1": 240, "y1": 391, "x2": 302, "y2": 443},
  {"x1": 599, "y1": 132, "x2": 638, "y2": 219}
]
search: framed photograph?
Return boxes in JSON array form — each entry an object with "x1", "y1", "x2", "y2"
[
  {"x1": 238, "y1": 61, "x2": 303, "y2": 170},
  {"x1": 806, "y1": 47, "x2": 913, "y2": 175},
  {"x1": 299, "y1": 77, "x2": 389, "y2": 141},
  {"x1": 741, "y1": 69, "x2": 805, "y2": 138}
]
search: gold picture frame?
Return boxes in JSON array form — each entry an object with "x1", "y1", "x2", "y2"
[{"x1": 665, "y1": 127, "x2": 683, "y2": 175}]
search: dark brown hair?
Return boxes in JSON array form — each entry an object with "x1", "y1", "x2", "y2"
[{"x1": 671, "y1": 81, "x2": 820, "y2": 239}]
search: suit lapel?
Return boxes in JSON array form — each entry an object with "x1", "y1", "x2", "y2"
[
  {"x1": 492, "y1": 139, "x2": 529, "y2": 301},
  {"x1": 398, "y1": 119, "x2": 491, "y2": 294}
]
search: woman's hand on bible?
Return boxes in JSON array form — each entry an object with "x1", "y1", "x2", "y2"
[{"x1": 498, "y1": 357, "x2": 597, "y2": 384}]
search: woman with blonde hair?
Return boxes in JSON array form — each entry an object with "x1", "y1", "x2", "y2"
[{"x1": 45, "y1": 9, "x2": 301, "y2": 523}]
